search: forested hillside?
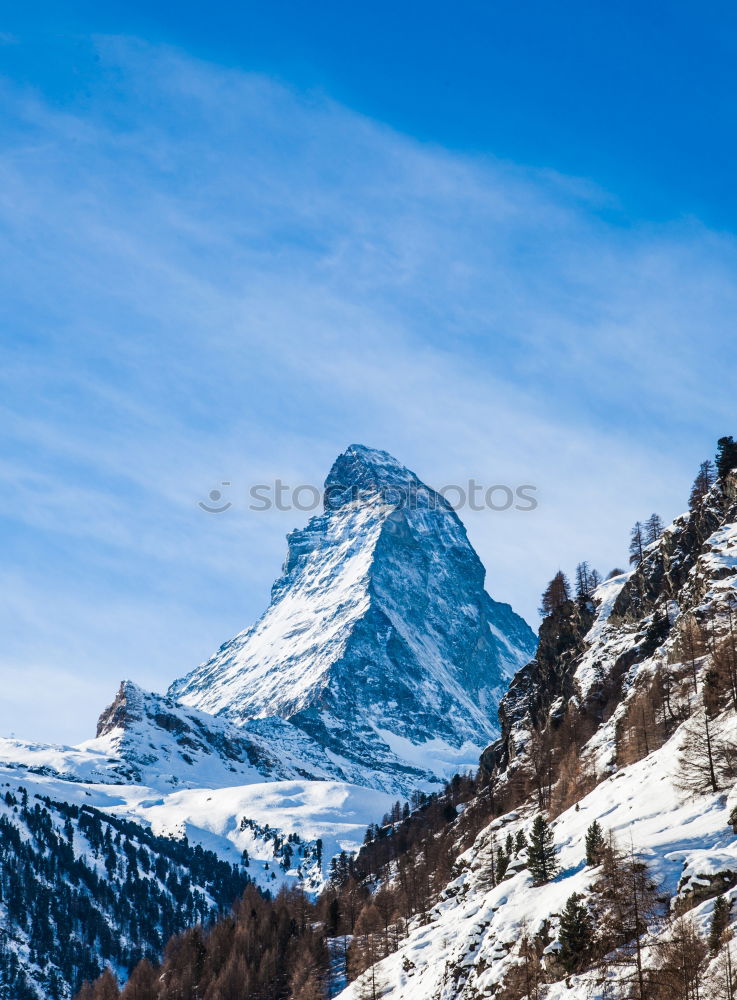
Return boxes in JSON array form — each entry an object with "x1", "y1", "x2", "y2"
[{"x1": 0, "y1": 785, "x2": 249, "y2": 1000}]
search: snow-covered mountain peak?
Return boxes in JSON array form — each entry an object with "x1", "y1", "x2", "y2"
[
  {"x1": 170, "y1": 445, "x2": 536, "y2": 789},
  {"x1": 323, "y1": 444, "x2": 436, "y2": 509}
]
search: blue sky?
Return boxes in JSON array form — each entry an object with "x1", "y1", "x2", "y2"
[{"x1": 2, "y1": 3, "x2": 737, "y2": 742}]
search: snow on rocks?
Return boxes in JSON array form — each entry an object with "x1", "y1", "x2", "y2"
[{"x1": 169, "y1": 444, "x2": 535, "y2": 792}]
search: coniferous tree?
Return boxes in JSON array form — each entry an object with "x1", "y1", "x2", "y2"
[
  {"x1": 539, "y1": 571, "x2": 571, "y2": 617},
  {"x1": 709, "y1": 610, "x2": 737, "y2": 714},
  {"x1": 585, "y1": 820, "x2": 606, "y2": 866},
  {"x1": 645, "y1": 513, "x2": 665, "y2": 545},
  {"x1": 575, "y1": 563, "x2": 601, "y2": 603},
  {"x1": 711, "y1": 896, "x2": 732, "y2": 953},
  {"x1": 629, "y1": 522, "x2": 646, "y2": 566},
  {"x1": 716, "y1": 437, "x2": 737, "y2": 481},
  {"x1": 121, "y1": 960, "x2": 157, "y2": 1000},
  {"x1": 711, "y1": 941, "x2": 737, "y2": 1000},
  {"x1": 558, "y1": 893, "x2": 593, "y2": 973},
  {"x1": 528, "y1": 727, "x2": 555, "y2": 812},
  {"x1": 351, "y1": 903, "x2": 386, "y2": 1000},
  {"x1": 651, "y1": 917, "x2": 708, "y2": 1000},
  {"x1": 690, "y1": 460, "x2": 716, "y2": 510},
  {"x1": 290, "y1": 952, "x2": 325, "y2": 1000},
  {"x1": 500, "y1": 926, "x2": 544, "y2": 1000},
  {"x1": 596, "y1": 840, "x2": 660, "y2": 1000},
  {"x1": 677, "y1": 614, "x2": 706, "y2": 695},
  {"x1": 92, "y1": 968, "x2": 119, "y2": 1000},
  {"x1": 527, "y1": 815, "x2": 558, "y2": 885}
]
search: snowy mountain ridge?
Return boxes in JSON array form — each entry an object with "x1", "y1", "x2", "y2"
[{"x1": 170, "y1": 444, "x2": 536, "y2": 787}]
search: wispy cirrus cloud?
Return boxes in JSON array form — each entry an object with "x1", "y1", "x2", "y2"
[{"x1": 2, "y1": 38, "x2": 737, "y2": 741}]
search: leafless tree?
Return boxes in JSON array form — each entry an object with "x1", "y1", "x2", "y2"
[
  {"x1": 677, "y1": 701, "x2": 725, "y2": 794},
  {"x1": 649, "y1": 917, "x2": 708, "y2": 1000}
]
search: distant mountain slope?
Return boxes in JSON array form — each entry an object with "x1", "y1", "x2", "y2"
[
  {"x1": 170, "y1": 445, "x2": 536, "y2": 785},
  {"x1": 86, "y1": 680, "x2": 344, "y2": 788},
  {"x1": 0, "y1": 752, "x2": 397, "y2": 998},
  {"x1": 0, "y1": 778, "x2": 249, "y2": 1000}
]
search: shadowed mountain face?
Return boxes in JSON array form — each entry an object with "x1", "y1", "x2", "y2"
[{"x1": 170, "y1": 445, "x2": 536, "y2": 785}]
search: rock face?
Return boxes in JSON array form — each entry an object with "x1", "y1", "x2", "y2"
[
  {"x1": 484, "y1": 469, "x2": 737, "y2": 777},
  {"x1": 89, "y1": 680, "x2": 316, "y2": 788},
  {"x1": 170, "y1": 445, "x2": 536, "y2": 788}
]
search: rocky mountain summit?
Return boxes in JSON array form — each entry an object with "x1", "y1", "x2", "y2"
[{"x1": 170, "y1": 444, "x2": 536, "y2": 788}]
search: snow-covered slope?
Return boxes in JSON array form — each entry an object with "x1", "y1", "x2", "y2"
[
  {"x1": 171, "y1": 445, "x2": 536, "y2": 787},
  {"x1": 333, "y1": 468, "x2": 737, "y2": 1000},
  {"x1": 0, "y1": 762, "x2": 395, "y2": 891},
  {"x1": 337, "y1": 711, "x2": 737, "y2": 1000}
]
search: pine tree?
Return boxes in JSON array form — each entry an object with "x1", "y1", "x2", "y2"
[
  {"x1": 629, "y1": 522, "x2": 646, "y2": 566},
  {"x1": 527, "y1": 815, "x2": 558, "y2": 885},
  {"x1": 585, "y1": 820, "x2": 606, "y2": 866},
  {"x1": 539, "y1": 571, "x2": 571, "y2": 617},
  {"x1": 716, "y1": 437, "x2": 737, "y2": 481},
  {"x1": 558, "y1": 893, "x2": 593, "y2": 973},
  {"x1": 711, "y1": 895, "x2": 732, "y2": 953},
  {"x1": 645, "y1": 513, "x2": 665, "y2": 545},
  {"x1": 515, "y1": 829, "x2": 527, "y2": 854},
  {"x1": 690, "y1": 460, "x2": 716, "y2": 510}
]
